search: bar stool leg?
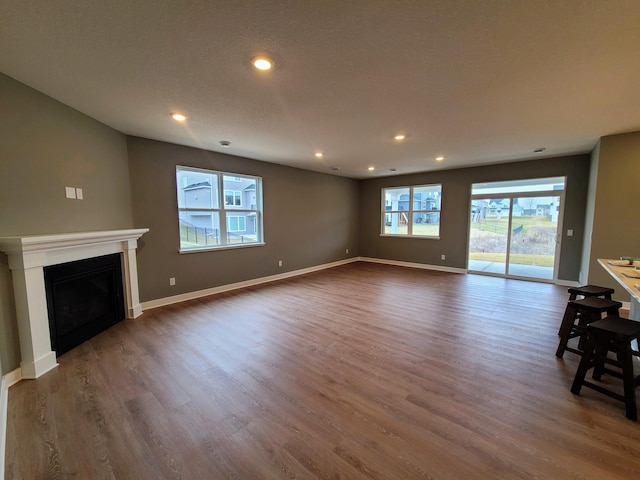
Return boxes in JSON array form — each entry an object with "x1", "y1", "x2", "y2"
[
  {"x1": 556, "y1": 303, "x2": 578, "y2": 358},
  {"x1": 577, "y1": 310, "x2": 598, "y2": 351},
  {"x1": 591, "y1": 335, "x2": 610, "y2": 381},
  {"x1": 558, "y1": 292, "x2": 579, "y2": 335},
  {"x1": 571, "y1": 334, "x2": 597, "y2": 395},
  {"x1": 620, "y1": 341, "x2": 638, "y2": 421}
]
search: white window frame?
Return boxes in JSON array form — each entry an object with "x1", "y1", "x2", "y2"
[
  {"x1": 381, "y1": 184, "x2": 442, "y2": 238},
  {"x1": 176, "y1": 166, "x2": 264, "y2": 252}
]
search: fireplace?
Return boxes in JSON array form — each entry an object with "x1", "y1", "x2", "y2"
[
  {"x1": 0, "y1": 229, "x2": 148, "y2": 378},
  {"x1": 44, "y1": 253, "x2": 126, "y2": 356}
]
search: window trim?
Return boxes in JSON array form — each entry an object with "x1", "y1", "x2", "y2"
[
  {"x1": 381, "y1": 184, "x2": 442, "y2": 239},
  {"x1": 176, "y1": 165, "x2": 264, "y2": 253}
]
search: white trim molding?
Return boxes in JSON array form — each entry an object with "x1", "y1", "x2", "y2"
[
  {"x1": 142, "y1": 258, "x2": 359, "y2": 310},
  {"x1": 554, "y1": 279, "x2": 581, "y2": 288},
  {"x1": 1, "y1": 368, "x2": 22, "y2": 480},
  {"x1": 358, "y1": 256, "x2": 468, "y2": 274},
  {"x1": 0, "y1": 229, "x2": 148, "y2": 378},
  {"x1": 142, "y1": 257, "x2": 469, "y2": 310}
]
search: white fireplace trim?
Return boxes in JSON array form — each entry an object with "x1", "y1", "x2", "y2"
[{"x1": 0, "y1": 229, "x2": 148, "y2": 379}]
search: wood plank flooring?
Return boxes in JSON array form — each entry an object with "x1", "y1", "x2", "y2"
[{"x1": 6, "y1": 262, "x2": 640, "y2": 479}]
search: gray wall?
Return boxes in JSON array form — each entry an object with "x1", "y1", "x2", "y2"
[
  {"x1": 0, "y1": 74, "x2": 134, "y2": 374},
  {"x1": 127, "y1": 137, "x2": 360, "y2": 302},
  {"x1": 359, "y1": 155, "x2": 591, "y2": 282},
  {"x1": 587, "y1": 131, "x2": 640, "y2": 303}
]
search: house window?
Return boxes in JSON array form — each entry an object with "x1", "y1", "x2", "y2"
[
  {"x1": 176, "y1": 166, "x2": 263, "y2": 251},
  {"x1": 227, "y1": 216, "x2": 246, "y2": 232},
  {"x1": 381, "y1": 184, "x2": 441, "y2": 237},
  {"x1": 224, "y1": 190, "x2": 242, "y2": 207}
]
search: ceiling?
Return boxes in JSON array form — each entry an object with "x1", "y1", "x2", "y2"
[{"x1": 2, "y1": 1, "x2": 640, "y2": 179}]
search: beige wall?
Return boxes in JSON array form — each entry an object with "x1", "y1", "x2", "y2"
[
  {"x1": 127, "y1": 137, "x2": 360, "y2": 302},
  {"x1": 359, "y1": 155, "x2": 591, "y2": 281},
  {"x1": 0, "y1": 74, "x2": 134, "y2": 374},
  {"x1": 587, "y1": 131, "x2": 640, "y2": 303}
]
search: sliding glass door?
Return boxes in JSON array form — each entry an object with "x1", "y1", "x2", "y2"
[
  {"x1": 468, "y1": 178, "x2": 565, "y2": 282},
  {"x1": 507, "y1": 196, "x2": 561, "y2": 279},
  {"x1": 469, "y1": 198, "x2": 511, "y2": 275}
]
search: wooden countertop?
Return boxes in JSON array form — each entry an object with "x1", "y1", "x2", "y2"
[{"x1": 598, "y1": 258, "x2": 640, "y2": 301}]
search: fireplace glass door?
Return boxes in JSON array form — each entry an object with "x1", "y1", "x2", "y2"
[{"x1": 44, "y1": 253, "x2": 125, "y2": 356}]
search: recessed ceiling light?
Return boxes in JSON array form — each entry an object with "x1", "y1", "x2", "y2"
[
  {"x1": 252, "y1": 56, "x2": 273, "y2": 71},
  {"x1": 219, "y1": 140, "x2": 231, "y2": 148},
  {"x1": 368, "y1": 166, "x2": 375, "y2": 171},
  {"x1": 315, "y1": 152, "x2": 323, "y2": 158},
  {"x1": 394, "y1": 134, "x2": 406, "y2": 141},
  {"x1": 435, "y1": 156, "x2": 444, "y2": 162},
  {"x1": 171, "y1": 113, "x2": 187, "y2": 122}
]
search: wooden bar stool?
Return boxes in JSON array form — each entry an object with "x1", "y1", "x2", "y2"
[
  {"x1": 558, "y1": 285, "x2": 615, "y2": 334},
  {"x1": 570, "y1": 316, "x2": 640, "y2": 420},
  {"x1": 556, "y1": 297, "x2": 621, "y2": 358}
]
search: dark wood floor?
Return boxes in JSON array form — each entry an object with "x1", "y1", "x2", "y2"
[{"x1": 6, "y1": 262, "x2": 640, "y2": 479}]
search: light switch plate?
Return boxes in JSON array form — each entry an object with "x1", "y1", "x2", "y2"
[
  {"x1": 76, "y1": 188, "x2": 83, "y2": 200},
  {"x1": 65, "y1": 186, "x2": 76, "y2": 199}
]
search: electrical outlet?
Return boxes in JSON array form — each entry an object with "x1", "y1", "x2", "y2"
[
  {"x1": 169, "y1": 277, "x2": 176, "y2": 286},
  {"x1": 567, "y1": 229, "x2": 573, "y2": 237},
  {"x1": 346, "y1": 248, "x2": 349, "y2": 254},
  {"x1": 441, "y1": 254, "x2": 446, "y2": 260},
  {"x1": 278, "y1": 260, "x2": 283, "y2": 267}
]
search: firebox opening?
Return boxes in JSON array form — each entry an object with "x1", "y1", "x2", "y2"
[{"x1": 44, "y1": 253, "x2": 125, "y2": 356}]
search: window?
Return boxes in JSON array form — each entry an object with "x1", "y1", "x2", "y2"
[
  {"x1": 224, "y1": 190, "x2": 242, "y2": 207},
  {"x1": 381, "y1": 184, "x2": 441, "y2": 237},
  {"x1": 227, "y1": 216, "x2": 246, "y2": 232},
  {"x1": 176, "y1": 166, "x2": 263, "y2": 251}
]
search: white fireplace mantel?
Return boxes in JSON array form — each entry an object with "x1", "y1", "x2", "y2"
[{"x1": 0, "y1": 229, "x2": 148, "y2": 378}]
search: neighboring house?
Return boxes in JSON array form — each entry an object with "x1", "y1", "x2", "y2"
[
  {"x1": 387, "y1": 192, "x2": 440, "y2": 225},
  {"x1": 472, "y1": 197, "x2": 559, "y2": 222},
  {"x1": 488, "y1": 199, "x2": 510, "y2": 218}
]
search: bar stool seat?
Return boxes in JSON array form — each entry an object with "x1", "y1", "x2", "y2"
[
  {"x1": 567, "y1": 285, "x2": 614, "y2": 301},
  {"x1": 556, "y1": 297, "x2": 621, "y2": 358},
  {"x1": 570, "y1": 316, "x2": 640, "y2": 420},
  {"x1": 557, "y1": 285, "x2": 615, "y2": 335}
]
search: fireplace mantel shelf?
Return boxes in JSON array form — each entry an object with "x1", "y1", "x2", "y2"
[
  {"x1": 0, "y1": 229, "x2": 149, "y2": 255},
  {"x1": 0, "y1": 229, "x2": 148, "y2": 378}
]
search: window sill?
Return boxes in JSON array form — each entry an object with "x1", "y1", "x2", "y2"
[
  {"x1": 179, "y1": 242, "x2": 266, "y2": 254},
  {"x1": 379, "y1": 234, "x2": 441, "y2": 240}
]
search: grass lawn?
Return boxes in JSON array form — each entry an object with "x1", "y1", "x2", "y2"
[
  {"x1": 469, "y1": 252, "x2": 555, "y2": 267},
  {"x1": 470, "y1": 215, "x2": 555, "y2": 235}
]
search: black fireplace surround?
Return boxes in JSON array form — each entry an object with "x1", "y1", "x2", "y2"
[{"x1": 44, "y1": 253, "x2": 126, "y2": 356}]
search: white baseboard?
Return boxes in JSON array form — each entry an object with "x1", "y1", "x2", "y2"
[
  {"x1": 141, "y1": 257, "x2": 360, "y2": 310},
  {"x1": 358, "y1": 256, "x2": 468, "y2": 274},
  {"x1": 1, "y1": 368, "x2": 22, "y2": 480},
  {"x1": 142, "y1": 256, "x2": 579, "y2": 311}
]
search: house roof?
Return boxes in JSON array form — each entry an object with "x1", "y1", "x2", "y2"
[
  {"x1": 2, "y1": 1, "x2": 640, "y2": 178},
  {"x1": 184, "y1": 181, "x2": 211, "y2": 190}
]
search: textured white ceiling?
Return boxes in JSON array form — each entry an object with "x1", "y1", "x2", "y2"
[{"x1": 2, "y1": 0, "x2": 640, "y2": 178}]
